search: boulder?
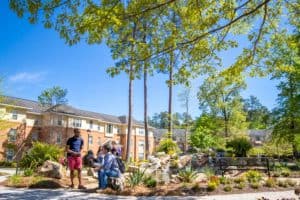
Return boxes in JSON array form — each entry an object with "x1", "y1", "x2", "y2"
[
  {"x1": 178, "y1": 155, "x2": 192, "y2": 169},
  {"x1": 194, "y1": 173, "x2": 207, "y2": 183},
  {"x1": 39, "y1": 160, "x2": 65, "y2": 179}
]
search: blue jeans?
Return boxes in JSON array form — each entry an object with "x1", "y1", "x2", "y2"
[{"x1": 98, "y1": 169, "x2": 119, "y2": 189}]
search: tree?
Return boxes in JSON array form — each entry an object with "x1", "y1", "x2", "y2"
[
  {"x1": 197, "y1": 74, "x2": 247, "y2": 137},
  {"x1": 148, "y1": 111, "x2": 185, "y2": 129},
  {"x1": 178, "y1": 87, "x2": 192, "y2": 152},
  {"x1": 38, "y1": 86, "x2": 68, "y2": 106},
  {"x1": 226, "y1": 137, "x2": 252, "y2": 157},
  {"x1": 269, "y1": 33, "x2": 300, "y2": 157},
  {"x1": 243, "y1": 95, "x2": 271, "y2": 129}
]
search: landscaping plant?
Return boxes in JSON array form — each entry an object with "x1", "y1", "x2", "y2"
[
  {"x1": 178, "y1": 167, "x2": 198, "y2": 183},
  {"x1": 250, "y1": 182, "x2": 260, "y2": 189},
  {"x1": 223, "y1": 185, "x2": 232, "y2": 192},
  {"x1": 207, "y1": 180, "x2": 218, "y2": 191},
  {"x1": 264, "y1": 178, "x2": 276, "y2": 188},
  {"x1": 143, "y1": 176, "x2": 157, "y2": 188},
  {"x1": 156, "y1": 137, "x2": 181, "y2": 155},
  {"x1": 245, "y1": 170, "x2": 263, "y2": 183},
  {"x1": 226, "y1": 137, "x2": 252, "y2": 157},
  {"x1": 235, "y1": 182, "x2": 246, "y2": 189},
  {"x1": 23, "y1": 168, "x2": 34, "y2": 177},
  {"x1": 126, "y1": 169, "x2": 145, "y2": 188}
]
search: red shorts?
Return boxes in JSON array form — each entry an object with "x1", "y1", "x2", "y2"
[{"x1": 67, "y1": 156, "x2": 82, "y2": 170}]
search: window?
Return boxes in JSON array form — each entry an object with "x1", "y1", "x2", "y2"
[
  {"x1": 6, "y1": 149, "x2": 14, "y2": 161},
  {"x1": 138, "y1": 141, "x2": 145, "y2": 160},
  {"x1": 106, "y1": 124, "x2": 113, "y2": 134},
  {"x1": 256, "y1": 136, "x2": 261, "y2": 141},
  {"x1": 72, "y1": 118, "x2": 82, "y2": 128},
  {"x1": 34, "y1": 119, "x2": 39, "y2": 126},
  {"x1": 89, "y1": 120, "x2": 93, "y2": 129},
  {"x1": 97, "y1": 124, "x2": 101, "y2": 131},
  {"x1": 56, "y1": 133, "x2": 62, "y2": 144},
  {"x1": 57, "y1": 116, "x2": 63, "y2": 126},
  {"x1": 8, "y1": 129, "x2": 17, "y2": 142},
  {"x1": 32, "y1": 132, "x2": 38, "y2": 141},
  {"x1": 117, "y1": 128, "x2": 120, "y2": 134},
  {"x1": 11, "y1": 110, "x2": 18, "y2": 120},
  {"x1": 88, "y1": 135, "x2": 93, "y2": 145},
  {"x1": 138, "y1": 128, "x2": 144, "y2": 135},
  {"x1": 98, "y1": 137, "x2": 101, "y2": 146}
]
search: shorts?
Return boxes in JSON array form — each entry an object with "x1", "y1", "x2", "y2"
[{"x1": 67, "y1": 156, "x2": 82, "y2": 170}]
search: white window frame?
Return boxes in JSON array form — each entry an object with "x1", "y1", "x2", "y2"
[
  {"x1": 32, "y1": 132, "x2": 38, "y2": 141},
  {"x1": 8, "y1": 129, "x2": 17, "y2": 142},
  {"x1": 72, "y1": 118, "x2": 82, "y2": 128},
  {"x1": 138, "y1": 128, "x2": 144, "y2": 135},
  {"x1": 88, "y1": 135, "x2": 93, "y2": 145},
  {"x1": 11, "y1": 110, "x2": 18, "y2": 120},
  {"x1": 89, "y1": 120, "x2": 93, "y2": 130},
  {"x1": 56, "y1": 132, "x2": 62, "y2": 144},
  {"x1": 106, "y1": 124, "x2": 113, "y2": 134},
  {"x1": 6, "y1": 148, "x2": 14, "y2": 161}
]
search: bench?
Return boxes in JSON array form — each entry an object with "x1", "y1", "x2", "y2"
[{"x1": 216, "y1": 157, "x2": 272, "y2": 176}]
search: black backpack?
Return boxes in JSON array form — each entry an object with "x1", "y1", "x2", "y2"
[{"x1": 115, "y1": 157, "x2": 125, "y2": 173}]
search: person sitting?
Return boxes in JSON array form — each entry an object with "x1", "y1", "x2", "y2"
[{"x1": 97, "y1": 143, "x2": 120, "y2": 190}]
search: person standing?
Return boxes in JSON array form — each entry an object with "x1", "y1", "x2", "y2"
[{"x1": 66, "y1": 128, "x2": 86, "y2": 189}]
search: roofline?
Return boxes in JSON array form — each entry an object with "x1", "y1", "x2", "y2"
[{"x1": 0, "y1": 103, "x2": 33, "y2": 110}]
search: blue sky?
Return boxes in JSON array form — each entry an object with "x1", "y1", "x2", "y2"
[{"x1": 0, "y1": 2, "x2": 279, "y2": 120}]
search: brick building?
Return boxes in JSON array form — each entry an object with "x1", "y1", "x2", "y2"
[{"x1": 0, "y1": 96, "x2": 155, "y2": 161}]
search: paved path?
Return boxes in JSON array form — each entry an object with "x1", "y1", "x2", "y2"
[{"x1": 0, "y1": 187, "x2": 298, "y2": 200}]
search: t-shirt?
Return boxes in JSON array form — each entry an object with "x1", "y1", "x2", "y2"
[{"x1": 66, "y1": 136, "x2": 84, "y2": 157}]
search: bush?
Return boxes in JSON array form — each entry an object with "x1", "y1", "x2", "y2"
[
  {"x1": 201, "y1": 167, "x2": 215, "y2": 178},
  {"x1": 209, "y1": 176, "x2": 220, "y2": 185},
  {"x1": 286, "y1": 179, "x2": 297, "y2": 187},
  {"x1": 156, "y1": 137, "x2": 181, "y2": 155},
  {"x1": 235, "y1": 182, "x2": 246, "y2": 189},
  {"x1": 277, "y1": 180, "x2": 288, "y2": 188},
  {"x1": 178, "y1": 167, "x2": 198, "y2": 183},
  {"x1": 281, "y1": 168, "x2": 291, "y2": 177},
  {"x1": 143, "y1": 176, "x2": 157, "y2": 188},
  {"x1": 8, "y1": 175, "x2": 21, "y2": 185},
  {"x1": 233, "y1": 176, "x2": 246, "y2": 184},
  {"x1": 226, "y1": 137, "x2": 252, "y2": 157},
  {"x1": 245, "y1": 170, "x2": 263, "y2": 183},
  {"x1": 248, "y1": 147, "x2": 265, "y2": 157},
  {"x1": 19, "y1": 142, "x2": 63, "y2": 170},
  {"x1": 23, "y1": 168, "x2": 34, "y2": 177},
  {"x1": 126, "y1": 169, "x2": 145, "y2": 188},
  {"x1": 220, "y1": 176, "x2": 231, "y2": 185},
  {"x1": 0, "y1": 161, "x2": 17, "y2": 168},
  {"x1": 264, "y1": 178, "x2": 276, "y2": 188},
  {"x1": 207, "y1": 181, "x2": 218, "y2": 191},
  {"x1": 223, "y1": 185, "x2": 232, "y2": 192},
  {"x1": 250, "y1": 182, "x2": 260, "y2": 189}
]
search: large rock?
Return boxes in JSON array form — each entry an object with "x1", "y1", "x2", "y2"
[
  {"x1": 194, "y1": 173, "x2": 207, "y2": 183},
  {"x1": 39, "y1": 160, "x2": 65, "y2": 179},
  {"x1": 178, "y1": 155, "x2": 192, "y2": 169}
]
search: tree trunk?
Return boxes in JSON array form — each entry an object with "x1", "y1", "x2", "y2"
[
  {"x1": 168, "y1": 53, "x2": 174, "y2": 138},
  {"x1": 144, "y1": 64, "x2": 150, "y2": 159},
  {"x1": 126, "y1": 23, "x2": 136, "y2": 162}
]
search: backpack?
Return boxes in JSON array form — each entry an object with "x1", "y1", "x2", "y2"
[{"x1": 115, "y1": 157, "x2": 125, "y2": 173}]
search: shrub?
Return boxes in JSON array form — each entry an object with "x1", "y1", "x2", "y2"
[
  {"x1": 178, "y1": 167, "x2": 198, "y2": 183},
  {"x1": 19, "y1": 142, "x2": 63, "y2": 170},
  {"x1": 235, "y1": 182, "x2": 246, "y2": 189},
  {"x1": 220, "y1": 176, "x2": 231, "y2": 185},
  {"x1": 234, "y1": 176, "x2": 246, "y2": 184},
  {"x1": 201, "y1": 167, "x2": 215, "y2": 178},
  {"x1": 8, "y1": 175, "x2": 21, "y2": 185},
  {"x1": 250, "y1": 182, "x2": 260, "y2": 189},
  {"x1": 143, "y1": 176, "x2": 157, "y2": 188},
  {"x1": 209, "y1": 176, "x2": 220, "y2": 185},
  {"x1": 248, "y1": 147, "x2": 265, "y2": 157},
  {"x1": 273, "y1": 171, "x2": 281, "y2": 177},
  {"x1": 277, "y1": 180, "x2": 288, "y2": 188},
  {"x1": 23, "y1": 168, "x2": 34, "y2": 177},
  {"x1": 0, "y1": 161, "x2": 17, "y2": 168},
  {"x1": 264, "y1": 178, "x2": 276, "y2": 188},
  {"x1": 226, "y1": 137, "x2": 252, "y2": 157},
  {"x1": 156, "y1": 137, "x2": 181, "y2": 155},
  {"x1": 223, "y1": 185, "x2": 232, "y2": 192},
  {"x1": 281, "y1": 168, "x2": 291, "y2": 177},
  {"x1": 126, "y1": 169, "x2": 145, "y2": 188},
  {"x1": 207, "y1": 181, "x2": 218, "y2": 191},
  {"x1": 286, "y1": 179, "x2": 297, "y2": 187},
  {"x1": 245, "y1": 170, "x2": 263, "y2": 183}
]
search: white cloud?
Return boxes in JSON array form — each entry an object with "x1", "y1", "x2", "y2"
[{"x1": 9, "y1": 72, "x2": 46, "y2": 83}]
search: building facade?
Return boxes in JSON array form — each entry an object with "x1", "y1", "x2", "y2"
[{"x1": 0, "y1": 96, "x2": 155, "y2": 161}]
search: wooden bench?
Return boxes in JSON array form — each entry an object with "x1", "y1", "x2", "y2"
[{"x1": 216, "y1": 157, "x2": 272, "y2": 176}]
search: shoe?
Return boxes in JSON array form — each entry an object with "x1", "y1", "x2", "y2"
[
  {"x1": 96, "y1": 188, "x2": 105, "y2": 193},
  {"x1": 69, "y1": 184, "x2": 74, "y2": 189},
  {"x1": 78, "y1": 185, "x2": 87, "y2": 190}
]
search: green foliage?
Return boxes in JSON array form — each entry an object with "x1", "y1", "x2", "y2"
[
  {"x1": 220, "y1": 176, "x2": 231, "y2": 185},
  {"x1": 207, "y1": 181, "x2": 218, "y2": 192},
  {"x1": 235, "y1": 182, "x2": 246, "y2": 189},
  {"x1": 250, "y1": 182, "x2": 260, "y2": 189},
  {"x1": 0, "y1": 161, "x2": 17, "y2": 168},
  {"x1": 245, "y1": 170, "x2": 263, "y2": 183},
  {"x1": 223, "y1": 185, "x2": 232, "y2": 192},
  {"x1": 143, "y1": 176, "x2": 157, "y2": 188},
  {"x1": 286, "y1": 179, "x2": 297, "y2": 187},
  {"x1": 226, "y1": 137, "x2": 252, "y2": 157},
  {"x1": 233, "y1": 176, "x2": 246, "y2": 184},
  {"x1": 20, "y1": 142, "x2": 63, "y2": 170},
  {"x1": 248, "y1": 147, "x2": 265, "y2": 157},
  {"x1": 38, "y1": 86, "x2": 68, "y2": 106},
  {"x1": 156, "y1": 136, "x2": 180, "y2": 155},
  {"x1": 8, "y1": 175, "x2": 21, "y2": 185},
  {"x1": 281, "y1": 167, "x2": 291, "y2": 177},
  {"x1": 264, "y1": 178, "x2": 276, "y2": 188},
  {"x1": 201, "y1": 167, "x2": 215, "y2": 178},
  {"x1": 23, "y1": 168, "x2": 34, "y2": 177},
  {"x1": 178, "y1": 167, "x2": 197, "y2": 183},
  {"x1": 126, "y1": 169, "x2": 145, "y2": 188},
  {"x1": 262, "y1": 140, "x2": 293, "y2": 157},
  {"x1": 277, "y1": 180, "x2": 288, "y2": 188}
]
